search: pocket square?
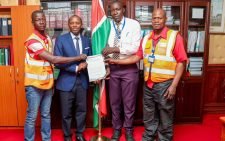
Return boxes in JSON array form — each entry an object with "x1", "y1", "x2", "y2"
[{"x1": 85, "y1": 47, "x2": 90, "y2": 49}]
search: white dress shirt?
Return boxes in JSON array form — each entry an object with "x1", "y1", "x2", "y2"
[
  {"x1": 108, "y1": 17, "x2": 141, "y2": 59},
  {"x1": 70, "y1": 32, "x2": 82, "y2": 54}
]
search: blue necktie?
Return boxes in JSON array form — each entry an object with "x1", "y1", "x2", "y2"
[{"x1": 75, "y1": 37, "x2": 80, "y2": 55}]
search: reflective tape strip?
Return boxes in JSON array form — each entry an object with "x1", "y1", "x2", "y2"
[
  {"x1": 145, "y1": 68, "x2": 175, "y2": 75},
  {"x1": 155, "y1": 55, "x2": 176, "y2": 62},
  {"x1": 144, "y1": 54, "x2": 175, "y2": 62},
  {"x1": 28, "y1": 42, "x2": 43, "y2": 51},
  {"x1": 25, "y1": 73, "x2": 53, "y2": 80},
  {"x1": 142, "y1": 34, "x2": 151, "y2": 53},
  {"x1": 167, "y1": 31, "x2": 178, "y2": 56},
  {"x1": 25, "y1": 53, "x2": 51, "y2": 66}
]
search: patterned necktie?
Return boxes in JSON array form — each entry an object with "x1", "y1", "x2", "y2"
[
  {"x1": 75, "y1": 36, "x2": 80, "y2": 55},
  {"x1": 112, "y1": 22, "x2": 121, "y2": 59}
]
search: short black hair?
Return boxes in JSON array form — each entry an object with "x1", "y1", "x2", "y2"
[
  {"x1": 68, "y1": 15, "x2": 83, "y2": 24},
  {"x1": 31, "y1": 10, "x2": 44, "y2": 22},
  {"x1": 110, "y1": 0, "x2": 123, "y2": 7}
]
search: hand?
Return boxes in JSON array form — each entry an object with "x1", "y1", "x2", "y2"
[
  {"x1": 77, "y1": 62, "x2": 88, "y2": 73},
  {"x1": 105, "y1": 58, "x2": 118, "y2": 64},
  {"x1": 93, "y1": 79, "x2": 101, "y2": 84},
  {"x1": 102, "y1": 47, "x2": 114, "y2": 57},
  {"x1": 79, "y1": 54, "x2": 87, "y2": 61},
  {"x1": 164, "y1": 85, "x2": 176, "y2": 100}
]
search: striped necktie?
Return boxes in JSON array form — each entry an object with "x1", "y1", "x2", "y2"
[{"x1": 112, "y1": 23, "x2": 121, "y2": 59}]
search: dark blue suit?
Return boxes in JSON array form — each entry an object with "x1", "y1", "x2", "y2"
[{"x1": 54, "y1": 32, "x2": 91, "y2": 138}]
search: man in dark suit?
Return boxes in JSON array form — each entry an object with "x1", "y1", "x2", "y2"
[{"x1": 54, "y1": 15, "x2": 91, "y2": 141}]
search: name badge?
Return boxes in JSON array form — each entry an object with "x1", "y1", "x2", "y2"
[{"x1": 148, "y1": 55, "x2": 155, "y2": 63}]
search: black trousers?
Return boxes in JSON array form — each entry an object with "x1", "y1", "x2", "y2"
[
  {"x1": 59, "y1": 78, "x2": 87, "y2": 137},
  {"x1": 142, "y1": 79, "x2": 175, "y2": 141}
]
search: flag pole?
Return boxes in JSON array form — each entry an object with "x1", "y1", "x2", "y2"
[{"x1": 91, "y1": 81, "x2": 109, "y2": 141}]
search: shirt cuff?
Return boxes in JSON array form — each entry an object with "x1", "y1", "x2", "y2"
[{"x1": 75, "y1": 66, "x2": 78, "y2": 73}]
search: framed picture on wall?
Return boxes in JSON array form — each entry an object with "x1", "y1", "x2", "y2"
[{"x1": 210, "y1": 0, "x2": 225, "y2": 33}]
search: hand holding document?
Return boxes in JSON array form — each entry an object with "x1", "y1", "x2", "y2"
[{"x1": 86, "y1": 54, "x2": 106, "y2": 82}]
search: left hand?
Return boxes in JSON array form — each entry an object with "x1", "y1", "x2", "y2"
[
  {"x1": 102, "y1": 47, "x2": 114, "y2": 57},
  {"x1": 77, "y1": 62, "x2": 88, "y2": 73},
  {"x1": 164, "y1": 85, "x2": 176, "y2": 100}
]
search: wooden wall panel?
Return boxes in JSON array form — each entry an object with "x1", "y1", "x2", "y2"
[
  {"x1": 11, "y1": 5, "x2": 40, "y2": 126},
  {"x1": 0, "y1": 66, "x2": 18, "y2": 126},
  {"x1": 204, "y1": 66, "x2": 225, "y2": 113},
  {"x1": 209, "y1": 35, "x2": 225, "y2": 64}
]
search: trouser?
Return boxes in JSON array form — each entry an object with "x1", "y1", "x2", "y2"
[
  {"x1": 59, "y1": 78, "x2": 87, "y2": 138},
  {"x1": 24, "y1": 86, "x2": 53, "y2": 141},
  {"x1": 109, "y1": 64, "x2": 139, "y2": 133},
  {"x1": 142, "y1": 79, "x2": 175, "y2": 141}
]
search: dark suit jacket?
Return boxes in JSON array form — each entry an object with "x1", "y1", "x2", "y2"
[{"x1": 54, "y1": 33, "x2": 92, "y2": 91}]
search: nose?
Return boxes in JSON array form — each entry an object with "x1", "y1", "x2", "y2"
[{"x1": 112, "y1": 10, "x2": 118, "y2": 15}]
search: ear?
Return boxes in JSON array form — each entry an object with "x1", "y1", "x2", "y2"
[{"x1": 123, "y1": 8, "x2": 125, "y2": 14}]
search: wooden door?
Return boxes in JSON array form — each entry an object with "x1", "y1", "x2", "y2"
[
  {"x1": 176, "y1": 78, "x2": 203, "y2": 122},
  {"x1": 0, "y1": 66, "x2": 18, "y2": 126},
  {"x1": 11, "y1": 5, "x2": 40, "y2": 126}
]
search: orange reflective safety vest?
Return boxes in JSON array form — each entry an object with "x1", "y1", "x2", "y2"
[
  {"x1": 142, "y1": 29, "x2": 178, "y2": 82},
  {"x1": 24, "y1": 33, "x2": 54, "y2": 89}
]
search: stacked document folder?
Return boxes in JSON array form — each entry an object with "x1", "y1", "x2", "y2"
[{"x1": 188, "y1": 57, "x2": 203, "y2": 76}]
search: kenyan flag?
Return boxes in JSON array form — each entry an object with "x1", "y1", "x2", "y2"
[{"x1": 91, "y1": 0, "x2": 111, "y2": 128}]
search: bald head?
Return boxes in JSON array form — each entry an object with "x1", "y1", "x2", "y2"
[
  {"x1": 153, "y1": 8, "x2": 166, "y2": 18},
  {"x1": 152, "y1": 8, "x2": 167, "y2": 32}
]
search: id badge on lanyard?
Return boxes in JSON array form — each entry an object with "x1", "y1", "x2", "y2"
[
  {"x1": 148, "y1": 40, "x2": 156, "y2": 64},
  {"x1": 148, "y1": 53, "x2": 155, "y2": 63}
]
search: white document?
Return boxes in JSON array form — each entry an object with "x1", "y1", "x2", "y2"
[
  {"x1": 86, "y1": 54, "x2": 106, "y2": 82},
  {"x1": 192, "y1": 8, "x2": 204, "y2": 19}
]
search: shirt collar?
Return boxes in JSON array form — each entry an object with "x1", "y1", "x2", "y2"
[
  {"x1": 149, "y1": 26, "x2": 168, "y2": 40},
  {"x1": 113, "y1": 16, "x2": 125, "y2": 27},
  {"x1": 70, "y1": 32, "x2": 80, "y2": 39},
  {"x1": 34, "y1": 30, "x2": 47, "y2": 40}
]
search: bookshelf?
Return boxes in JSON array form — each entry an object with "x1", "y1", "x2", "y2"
[
  {"x1": 0, "y1": 7, "x2": 12, "y2": 66},
  {"x1": 0, "y1": 5, "x2": 40, "y2": 126},
  {"x1": 41, "y1": 1, "x2": 92, "y2": 41}
]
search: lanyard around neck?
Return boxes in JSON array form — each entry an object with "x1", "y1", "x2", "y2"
[{"x1": 113, "y1": 18, "x2": 126, "y2": 39}]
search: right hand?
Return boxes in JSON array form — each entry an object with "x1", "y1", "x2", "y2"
[
  {"x1": 79, "y1": 54, "x2": 87, "y2": 61},
  {"x1": 77, "y1": 62, "x2": 88, "y2": 73},
  {"x1": 105, "y1": 58, "x2": 118, "y2": 64}
]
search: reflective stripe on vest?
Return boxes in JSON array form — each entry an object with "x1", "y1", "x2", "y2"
[
  {"x1": 143, "y1": 29, "x2": 178, "y2": 82},
  {"x1": 24, "y1": 33, "x2": 54, "y2": 89}
]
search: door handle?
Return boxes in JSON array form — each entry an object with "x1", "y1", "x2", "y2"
[
  {"x1": 9, "y1": 67, "x2": 12, "y2": 77},
  {"x1": 16, "y1": 68, "x2": 19, "y2": 76}
]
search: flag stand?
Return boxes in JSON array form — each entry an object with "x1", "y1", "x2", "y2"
[{"x1": 91, "y1": 82, "x2": 110, "y2": 141}]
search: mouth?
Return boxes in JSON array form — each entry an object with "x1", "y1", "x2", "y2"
[
  {"x1": 72, "y1": 29, "x2": 79, "y2": 32},
  {"x1": 153, "y1": 24, "x2": 160, "y2": 26},
  {"x1": 39, "y1": 26, "x2": 45, "y2": 29}
]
